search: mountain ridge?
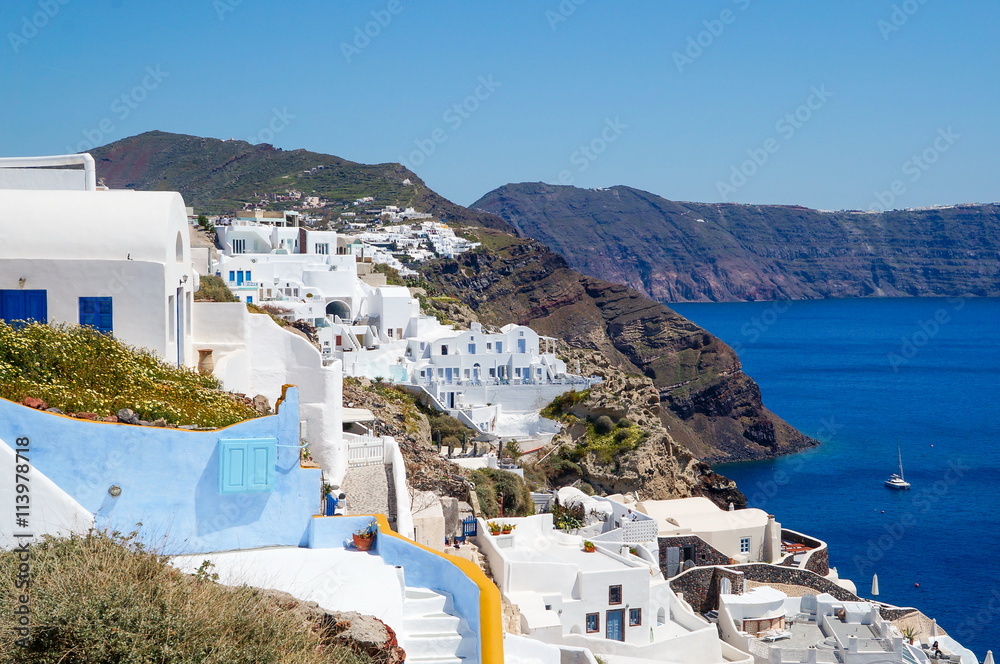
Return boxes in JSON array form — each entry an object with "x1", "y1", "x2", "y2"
[{"x1": 473, "y1": 182, "x2": 1000, "y2": 303}]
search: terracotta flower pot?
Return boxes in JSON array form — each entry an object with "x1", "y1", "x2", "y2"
[{"x1": 353, "y1": 534, "x2": 375, "y2": 551}]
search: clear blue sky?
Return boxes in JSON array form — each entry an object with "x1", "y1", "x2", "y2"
[{"x1": 2, "y1": 0, "x2": 997, "y2": 210}]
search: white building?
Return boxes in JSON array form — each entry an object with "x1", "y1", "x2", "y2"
[
  {"x1": 475, "y1": 512, "x2": 750, "y2": 664},
  {"x1": 718, "y1": 589, "x2": 915, "y2": 664},
  {"x1": 402, "y1": 322, "x2": 591, "y2": 436},
  {"x1": 213, "y1": 216, "x2": 592, "y2": 439},
  {"x1": 637, "y1": 497, "x2": 783, "y2": 568},
  {"x1": 0, "y1": 156, "x2": 198, "y2": 367}
]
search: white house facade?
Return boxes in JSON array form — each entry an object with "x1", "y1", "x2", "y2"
[{"x1": 0, "y1": 186, "x2": 199, "y2": 367}]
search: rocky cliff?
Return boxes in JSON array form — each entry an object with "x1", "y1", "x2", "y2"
[
  {"x1": 420, "y1": 228, "x2": 815, "y2": 463},
  {"x1": 473, "y1": 182, "x2": 1000, "y2": 303}
]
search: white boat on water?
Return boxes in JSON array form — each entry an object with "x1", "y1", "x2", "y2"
[{"x1": 885, "y1": 444, "x2": 911, "y2": 489}]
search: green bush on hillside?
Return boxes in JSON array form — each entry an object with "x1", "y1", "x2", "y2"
[
  {"x1": 470, "y1": 468, "x2": 534, "y2": 518},
  {"x1": 193, "y1": 274, "x2": 239, "y2": 302},
  {"x1": 0, "y1": 322, "x2": 260, "y2": 428},
  {"x1": 0, "y1": 531, "x2": 373, "y2": 664}
]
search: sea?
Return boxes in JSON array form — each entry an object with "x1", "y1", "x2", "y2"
[{"x1": 670, "y1": 297, "x2": 1000, "y2": 658}]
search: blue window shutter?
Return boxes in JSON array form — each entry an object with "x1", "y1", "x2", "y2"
[
  {"x1": 248, "y1": 441, "x2": 275, "y2": 490},
  {"x1": 219, "y1": 439, "x2": 276, "y2": 493},
  {"x1": 79, "y1": 297, "x2": 113, "y2": 334},
  {"x1": 229, "y1": 271, "x2": 235, "y2": 282}
]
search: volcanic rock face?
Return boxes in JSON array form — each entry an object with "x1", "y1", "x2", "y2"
[
  {"x1": 421, "y1": 228, "x2": 815, "y2": 464},
  {"x1": 473, "y1": 182, "x2": 1000, "y2": 303}
]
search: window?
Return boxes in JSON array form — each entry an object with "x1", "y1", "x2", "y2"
[
  {"x1": 78, "y1": 297, "x2": 113, "y2": 334},
  {"x1": 495, "y1": 341, "x2": 502, "y2": 353},
  {"x1": 468, "y1": 343, "x2": 476, "y2": 354},
  {"x1": 315, "y1": 243, "x2": 329, "y2": 254},
  {"x1": 517, "y1": 338, "x2": 526, "y2": 353},
  {"x1": 514, "y1": 368, "x2": 522, "y2": 377},
  {"x1": 486, "y1": 342, "x2": 492, "y2": 350},
  {"x1": 740, "y1": 537, "x2": 751, "y2": 554},
  {"x1": 489, "y1": 368, "x2": 496, "y2": 377},
  {"x1": 218, "y1": 438, "x2": 276, "y2": 493},
  {"x1": 586, "y1": 613, "x2": 599, "y2": 633},
  {"x1": 335, "y1": 335, "x2": 342, "y2": 347},
  {"x1": 245, "y1": 270, "x2": 252, "y2": 282},
  {"x1": 232, "y1": 238, "x2": 246, "y2": 254},
  {"x1": 629, "y1": 608, "x2": 642, "y2": 627},
  {"x1": 246, "y1": 296, "x2": 253, "y2": 304},
  {"x1": 229, "y1": 270, "x2": 236, "y2": 282},
  {"x1": 609, "y1": 585, "x2": 622, "y2": 605},
  {"x1": 441, "y1": 345, "x2": 448, "y2": 355}
]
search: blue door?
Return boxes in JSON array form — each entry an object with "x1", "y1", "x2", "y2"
[
  {"x1": 0, "y1": 290, "x2": 47, "y2": 325},
  {"x1": 606, "y1": 609, "x2": 624, "y2": 641}
]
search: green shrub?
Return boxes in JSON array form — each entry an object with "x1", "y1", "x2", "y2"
[
  {"x1": 193, "y1": 275, "x2": 238, "y2": 302},
  {"x1": 470, "y1": 468, "x2": 534, "y2": 518},
  {"x1": 0, "y1": 322, "x2": 260, "y2": 428},
  {"x1": 593, "y1": 415, "x2": 614, "y2": 435},
  {"x1": 540, "y1": 389, "x2": 589, "y2": 419},
  {"x1": 0, "y1": 531, "x2": 372, "y2": 663}
]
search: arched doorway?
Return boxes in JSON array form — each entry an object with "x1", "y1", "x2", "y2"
[{"x1": 325, "y1": 300, "x2": 351, "y2": 321}]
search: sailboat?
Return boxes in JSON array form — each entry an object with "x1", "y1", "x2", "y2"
[{"x1": 885, "y1": 444, "x2": 911, "y2": 489}]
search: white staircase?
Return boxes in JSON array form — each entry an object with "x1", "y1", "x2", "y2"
[{"x1": 401, "y1": 586, "x2": 477, "y2": 664}]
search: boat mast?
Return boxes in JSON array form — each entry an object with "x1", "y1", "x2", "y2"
[{"x1": 897, "y1": 443, "x2": 905, "y2": 481}]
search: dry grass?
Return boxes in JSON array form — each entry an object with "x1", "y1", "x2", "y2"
[{"x1": 0, "y1": 531, "x2": 374, "y2": 664}]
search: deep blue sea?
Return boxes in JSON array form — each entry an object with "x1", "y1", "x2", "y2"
[{"x1": 671, "y1": 297, "x2": 1000, "y2": 658}]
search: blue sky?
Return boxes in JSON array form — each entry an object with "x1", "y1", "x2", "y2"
[{"x1": 2, "y1": 0, "x2": 997, "y2": 210}]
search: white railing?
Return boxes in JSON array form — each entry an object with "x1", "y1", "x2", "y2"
[{"x1": 347, "y1": 435, "x2": 385, "y2": 467}]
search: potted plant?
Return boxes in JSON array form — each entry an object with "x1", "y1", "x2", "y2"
[
  {"x1": 501, "y1": 523, "x2": 513, "y2": 535},
  {"x1": 353, "y1": 521, "x2": 377, "y2": 551},
  {"x1": 583, "y1": 540, "x2": 596, "y2": 553},
  {"x1": 488, "y1": 521, "x2": 501, "y2": 536}
]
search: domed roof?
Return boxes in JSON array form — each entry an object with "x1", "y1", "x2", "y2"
[{"x1": 0, "y1": 189, "x2": 189, "y2": 265}]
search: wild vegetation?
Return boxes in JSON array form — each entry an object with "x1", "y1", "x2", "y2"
[
  {"x1": 0, "y1": 531, "x2": 374, "y2": 664},
  {"x1": 469, "y1": 467, "x2": 534, "y2": 518},
  {"x1": 193, "y1": 274, "x2": 239, "y2": 302},
  {"x1": 0, "y1": 322, "x2": 261, "y2": 428}
]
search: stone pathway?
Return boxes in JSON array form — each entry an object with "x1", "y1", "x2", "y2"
[{"x1": 342, "y1": 462, "x2": 397, "y2": 529}]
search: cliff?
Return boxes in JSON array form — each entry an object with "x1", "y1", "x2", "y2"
[
  {"x1": 473, "y1": 182, "x2": 1000, "y2": 303},
  {"x1": 420, "y1": 228, "x2": 815, "y2": 463}
]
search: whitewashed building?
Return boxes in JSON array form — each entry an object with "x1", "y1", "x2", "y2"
[
  {"x1": 0, "y1": 155, "x2": 199, "y2": 367},
  {"x1": 474, "y1": 511, "x2": 750, "y2": 664}
]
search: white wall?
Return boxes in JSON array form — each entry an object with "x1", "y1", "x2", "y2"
[
  {"x1": 0, "y1": 258, "x2": 197, "y2": 366},
  {"x1": 193, "y1": 302, "x2": 345, "y2": 477}
]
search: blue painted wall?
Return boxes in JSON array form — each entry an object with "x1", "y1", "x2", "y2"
[{"x1": 0, "y1": 388, "x2": 321, "y2": 554}]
